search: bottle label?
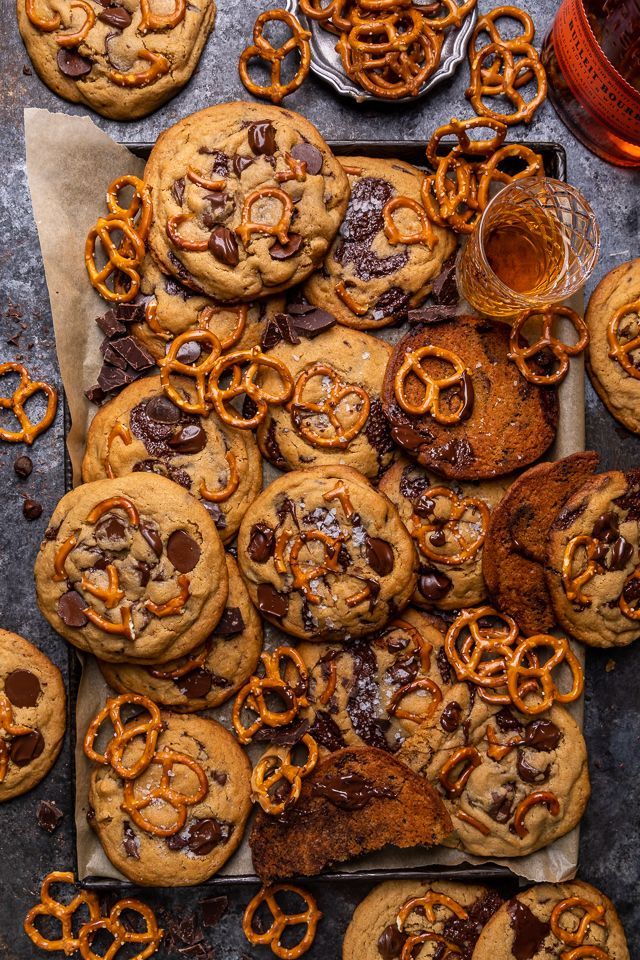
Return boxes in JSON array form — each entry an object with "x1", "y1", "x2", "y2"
[{"x1": 553, "y1": 0, "x2": 640, "y2": 145}]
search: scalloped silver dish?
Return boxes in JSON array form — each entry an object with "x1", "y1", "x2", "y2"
[{"x1": 285, "y1": 0, "x2": 477, "y2": 104}]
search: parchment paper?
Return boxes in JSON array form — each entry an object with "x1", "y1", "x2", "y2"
[{"x1": 25, "y1": 107, "x2": 586, "y2": 886}]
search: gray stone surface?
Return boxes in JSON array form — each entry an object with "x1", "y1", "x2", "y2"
[{"x1": 0, "y1": 3, "x2": 639, "y2": 957}]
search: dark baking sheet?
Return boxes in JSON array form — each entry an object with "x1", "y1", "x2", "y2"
[{"x1": 72, "y1": 139, "x2": 565, "y2": 891}]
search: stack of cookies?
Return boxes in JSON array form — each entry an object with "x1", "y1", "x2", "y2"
[{"x1": 27, "y1": 104, "x2": 635, "y2": 952}]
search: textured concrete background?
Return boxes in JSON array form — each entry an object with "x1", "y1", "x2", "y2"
[{"x1": 0, "y1": 2, "x2": 639, "y2": 957}]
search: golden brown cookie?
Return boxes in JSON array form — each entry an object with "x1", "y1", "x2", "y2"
[{"x1": 35, "y1": 473, "x2": 228, "y2": 664}]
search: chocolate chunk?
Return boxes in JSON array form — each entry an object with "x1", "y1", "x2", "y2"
[
  {"x1": 23, "y1": 498, "x2": 43, "y2": 520},
  {"x1": 392, "y1": 424, "x2": 424, "y2": 450},
  {"x1": 167, "y1": 530, "x2": 201, "y2": 573},
  {"x1": 168, "y1": 424, "x2": 207, "y2": 455},
  {"x1": 98, "y1": 5, "x2": 132, "y2": 27},
  {"x1": 110, "y1": 336, "x2": 154, "y2": 371},
  {"x1": 431, "y1": 253, "x2": 459, "y2": 306},
  {"x1": 495, "y1": 707, "x2": 524, "y2": 734},
  {"x1": 178, "y1": 669, "x2": 213, "y2": 699},
  {"x1": 123, "y1": 821, "x2": 140, "y2": 859},
  {"x1": 312, "y1": 770, "x2": 397, "y2": 810},
  {"x1": 608, "y1": 535, "x2": 634, "y2": 570},
  {"x1": 213, "y1": 607, "x2": 245, "y2": 636},
  {"x1": 488, "y1": 787, "x2": 514, "y2": 823},
  {"x1": 57, "y1": 590, "x2": 88, "y2": 627},
  {"x1": 516, "y1": 750, "x2": 550, "y2": 784},
  {"x1": 172, "y1": 177, "x2": 185, "y2": 205},
  {"x1": 524, "y1": 719, "x2": 561, "y2": 751},
  {"x1": 364, "y1": 396, "x2": 394, "y2": 455},
  {"x1": 57, "y1": 48, "x2": 92, "y2": 77},
  {"x1": 433, "y1": 438, "x2": 474, "y2": 470},
  {"x1": 290, "y1": 308, "x2": 336, "y2": 338},
  {"x1": 336, "y1": 177, "x2": 407, "y2": 279},
  {"x1": 372, "y1": 287, "x2": 411, "y2": 323},
  {"x1": 96, "y1": 515, "x2": 128, "y2": 543},
  {"x1": 440, "y1": 700, "x2": 462, "y2": 732},
  {"x1": 269, "y1": 234, "x2": 303, "y2": 260},
  {"x1": 254, "y1": 718, "x2": 310, "y2": 746},
  {"x1": 101, "y1": 342, "x2": 127, "y2": 370},
  {"x1": 308, "y1": 711, "x2": 346, "y2": 752},
  {"x1": 97, "y1": 364, "x2": 135, "y2": 394},
  {"x1": 4, "y1": 670, "x2": 41, "y2": 708},
  {"x1": 187, "y1": 818, "x2": 230, "y2": 855},
  {"x1": 592, "y1": 510, "x2": 619, "y2": 542},
  {"x1": 347, "y1": 640, "x2": 390, "y2": 750},
  {"x1": 418, "y1": 570, "x2": 452, "y2": 601},
  {"x1": 408, "y1": 305, "x2": 460, "y2": 325},
  {"x1": 365, "y1": 536, "x2": 394, "y2": 576},
  {"x1": 208, "y1": 227, "x2": 239, "y2": 266},
  {"x1": 248, "y1": 523, "x2": 275, "y2": 562},
  {"x1": 14, "y1": 455, "x2": 33, "y2": 479},
  {"x1": 200, "y1": 896, "x2": 228, "y2": 928},
  {"x1": 140, "y1": 523, "x2": 163, "y2": 557},
  {"x1": 261, "y1": 314, "x2": 301, "y2": 351},
  {"x1": 176, "y1": 340, "x2": 201, "y2": 364},
  {"x1": 233, "y1": 155, "x2": 254, "y2": 176},
  {"x1": 248, "y1": 121, "x2": 276, "y2": 155},
  {"x1": 290, "y1": 142, "x2": 323, "y2": 175},
  {"x1": 10, "y1": 730, "x2": 44, "y2": 766},
  {"x1": 85, "y1": 385, "x2": 107, "y2": 406},
  {"x1": 204, "y1": 502, "x2": 226, "y2": 530},
  {"x1": 36, "y1": 799, "x2": 64, "y2": 834},
  {"x1": 257, "y1": 584, "x2": 288, "y2": 618},
  {"x1": 377, "y1": 924, "x2": 407, "y2": 959},
  {"x1": 508, "y1": 900, "x2": 550, "y2": 960},
  {"x1": 146, "y1": 395, "x2": 181, "y2": 424},
  {"x1": 96, "y1": 310, "x2": 127, "y2": 339},
  {"x1": 436, "y1": 647, "x2": 453, "y2": 685}
]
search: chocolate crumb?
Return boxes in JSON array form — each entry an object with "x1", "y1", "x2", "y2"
[{"x1": 36, "y1": 799, "x2": 64, "y2": 833}]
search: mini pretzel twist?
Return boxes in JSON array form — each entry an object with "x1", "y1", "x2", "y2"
[
  {"x1": 425, "y1": 116, "x2": 507, "y2": 168},
  {"x1": 107, "y1": 50, "x2": 171, "y2": 88},
  {"x1": 25, "y1": 0, "x2": 61, "y2": 31},
  {"x1": 78, "y1": 898, "x2": 163, "y2": 960},
  {"x1": 158, "y1": 329, "x2": 222, "y2": 416},
  {"x1": 139, "y1": 0, "x2": 186, "y2": 32},
  {"x1": 411, "y1": 486, "x2": 490, "y2": 566},
  {"x1": 606, "y1": 299, "x2": 640, "y2": 380},
  {"x1": 513, "y1": 790, "x2": 560, "y2": 837},
  {"x1": 347, "y1": 8, "x2": 424, "y2": 55},
  {"x1": 23, "y1": 871, "x2": 102, "y2": 955},
  {"x1": 55, "y1": 0, "x2": 95, "y2": 46},
  {"x1": 508, "y1": 306, "x2": 589, "y2": 385},
  {"x1": 239, "y1": 9, "x2": 311, "y2": 104},
  {"x1": 506, "y1": 633, "x2": 584, "y2": 715},
  {"x1": 251, "y1": 734, "x2": 319, "y2": 816},
  {"x1": 475, "y1": 143, "x2": 543, "y2": 208},
  {"x1": 444, "y1": 606, "x2": 519, "y2": 689},
  {"x1": 419, "y1": 0, "x2": 478, "y2": 30},
  {"x1": 206, "y1": 346, "x2": 294, "y2": 430},
  {"x1": 469, "y1": 5, "x2": 535, "y2": 60},
  {"x1": 290, "y1": 363, "x2": 370, "y2": 449},
  {"x1": 387, "y1": 678, "x2": 443, "y2": 725},
  {"x1": 396, "y1": 891, "x2": 468, "y2": 930},
  {"x1": 382, "y1": 196, "x2": 436, "y2": 248},
  {"x1": 121, "y1": 749, "x2": 209, "y2": 837},
  {"x1": 85, "y1": 175, "x2": 151, "y2": 303},
  {"x1": 562, "y1": 535, "x2": 605, "y2": 606},
  {"x1": 0, "y1": 362, "x2": 58, "y2": 445},
  {"x1": 339, "y1": 29, "x2": 444, "y2": 100},
  {"x1": 438, "y1": 746, "x2": 482, "y2": 797},
  {"x1": 287, "y1": 530, "x2": 347, "y2": 604},
  {"x1": 236, "y1": 187, "x2": 294, "y2": 248},
  {"x1": 83, "y1": 694, "x2": 162, "y2": 780},
  {"x1": 233, "y1": 677, "x2": 299, "y2": 744},
  {"x1": 243, "y1": 884, "x2": 322, "y2": 960},
  {"x1": 394, "y1": 345, "x2": 472, "y2": 424},
  {"x1": 550, "y1": 896, "x2": 606, "y2": 948},
  {"x1": 467, "y1": 41, "x2": 548, "y2": 125}
]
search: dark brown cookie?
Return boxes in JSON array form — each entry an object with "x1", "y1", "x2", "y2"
[
  {"x1": 381, "y1": 316, "x2": 559, "y2": 480},
  {"x1": 482, "y1": 453, "x2": 599, "y2": 635},
  {"x1": 249, "y1": 746, "x2": 452, "y2": 881}
]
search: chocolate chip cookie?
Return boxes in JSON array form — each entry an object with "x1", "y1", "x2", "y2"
[
  {"x1": 343, "y1": 879, "x2": 503, "y2": 960},
  {"x1": 131, "y1": 254, "x2": 285, "y2": 362},
  {"x1": 304, "y1": 156, "x2": 456, "y2": 330},
  {"x1": 0, "y1": 630, "x2": 66, "y2": 802},
  {"x1": 398, "y1": 684, "x2": 590, "y2": 858},
  {"x1": 483, "y1": 453, "x2": 599, "y2": 636},
  {"x1": 82, "y1": 374, "x2": 262, "y2": 543},
  {"x1": 145, "y1": 102, "x2": 350, "y2": 301},
  {"x1": 473, "y1": 881, "x2": 630, "y2": 960},
  {"x1": 98, "y1": 555, "x2": 262, "y2": 710},
  {"x1": 17, "y1": 0, "x2": 216, "y2": 121},
  {"x1": 35, "y1": 473, "x2": 228, "y2": 664},
  {"x1": 546, "y1": 468, "x2": 640, "y2": 648},
  {"x1": 257, "y1": 324, "x2": 396, "y2": 479},
  {"x1": 382, "y1": 315, "x2": 559, "y2": 479},
  {"x1": 89, "y1": 712, "x2": 251, "y2": 885},
  {"x1": 380, "y1": 458, "x2": 509, "y2": 610},
  {"x1": 237, "y1": 466, "x2": 418, "y2": 640},
  {"x1": 586, "y1": 258, "x2": 640, "y2": 434}
]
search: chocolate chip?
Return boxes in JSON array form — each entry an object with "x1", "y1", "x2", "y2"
[
  {"x1": 140, "y1": 523, "x2": 163, "y2": 557},
  {"x1": 178, "y1": 669, "x2": 213, "y2": 699},
  {"x1": 172, "y1": 177, "x2": 185, "y2": 205},
  {"x1": 269, "y1": 234, "x2": 303, "y2": 260},
  {"x1": 96, "y1": 515, "x2": 128, "y2": 542},
  {"x1": 254, "y1": 718, "x2": 310, "y2": 746},
  {"x1": 364, "y1": 536, "x2": 394, "y2": 576},
  {"x1": 377, "y1": 923, "x2": 407, "y2": 959},
  {"x1": 36, "y1": 799, "x2": 64, "y2": 834},
  {"x1": 123, "y1": 821, "x2": 140, "y2": 859},
  {"x1": 97, "y1": 5, "x2": 132, "y2": 27},
  {"x1": 257, "y1": 584, "x2": 288, "y2": 618},
  {"x1": 524, "y1": 719, "x2": 561, "y2": 751},
  {"x1": 408, "y1": 305, "x2": 460, "y2": 325},
  {"x1": 175, "y1": 340, "x2": 201, "y2": 364},
  {"x1": 168, "y1": 424, "x2": 207, "y2": 454},
  {"x1": 233, "y1": 155, "x2": 253, "y2": 176},
  {"x1": 440, "y1": 700, "x2": 462, "y2": 732},
  {"x1": 23, "y1": 498, "x2": 43, "y2": 520},
  {"x1": 57, "y1": 590, "x2": 88, "y2": 627},
  {"x1": 291, "y1": 142, "x2": 323, "y2": 175},
  {"x1": 248, "y1": 121, "x2": 276, "y2": 155},
  {"x1": 392, "y1": 424, "x2": 424, "y2": 450},
  {"x1": 4, "y1": 670, "x2": 41, "y2": 708},
  {"x1": 248, "y1": 523, "x2": 275, "y2": 562},
  {"x1": 146, "y1": 395, "x2": 181, "y2": 424},
  {"x1": 516, "y1": 750, "x2": 550, "y2": 784},
  {"x1": 167, "y1": 530, "x2": 201, "y2": 573},
  {"x1": 14, "y1": 455, "x2": 33, "y2": 479},
  {"x1": 495, "y1": 707, "x2": 524, "y2": 734},
  {"x1": 508, "y1": 900, "x2": 550, "y2": 960},
  {"x1": 202, "y1": 194, "x2": 230, "y2": 228},
  {"x1": 208, "y1": 227, "x2": 239, "y2": 266},
  {"x1": 57, "y1": 48, "x2": 92, "y2": 77},
  {"x1": 200, "y1": 896, "x2": 228, "y2": 928},
  {"x1": 85, "y1": 385, "x2": 107, "y2": 406},
  {"x1": 418, "y1": 570, "x2": 452, "y2": 601},
  {"x1": 187, "y1": 818, "x2": 229, "y2": 855},
  {"x1": 213, "y1": 607, "x2": 245, "y2": 636},
  {"x1": 10, "y1": 730, "x2": 45, "y2": 766}
]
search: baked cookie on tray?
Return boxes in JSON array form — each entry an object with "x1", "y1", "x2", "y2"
[
  {"x1": 342, "y1": 879, "x2": 503, "y2": 960},
  {"x1": 380, "y1": 457, "x2": 509, "y2": 610},
  {"x1": 82, "y1": 374, "x2": 262, "y2": 543},
  {"x1": 297, "y1": 609, "x2": 451, "y2": 753},
  {"x1": 0, "y1": 630, "x2": 66, "y2": 802},
  {"x1": 483, "y1": 452, "x2": 600, "y2": 636},
  {"x1": 398, "y1": 684, "x2": 590, "y2": 858},
  {"x1": 304, "y1": 155, "x2": 456, "y2": 330},
  {"x1": 546, "y1": 468, "x2": 640, "y2": 648},
  {"x1": 145, "y1": 102, "x2": 350, "y2": 301},
  {"x1": 17, "y1": 0, "x2": 216, "y2": 121},
  {"x1": 99, "y1": 555, "x2": 262, "y2": 711},
  {"x1": 382, "y1": 315, "x2": 559, "y2": 479},
  {"x1": 88, "y1": 712, "x2": 251, "y2": 886},
  {"x1": 237, "y1": 465, "x2": 418, "y2": 640},
  {"x1": 257, "y1": 323, "x2": 395, "y2": 479},
  {"x1": 586, "y1": 258, "x2": 640, "y2": 434},
  {"x1": 473, "y1": 881, "x2": 630, "y2": 960},
  {"x1": 35, "y1": 473, "x2": 228, "y2": 663}
]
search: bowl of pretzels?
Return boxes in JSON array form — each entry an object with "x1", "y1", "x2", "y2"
[{"x1": 287, "y1": 0, "x2": 478, "y2": 102}]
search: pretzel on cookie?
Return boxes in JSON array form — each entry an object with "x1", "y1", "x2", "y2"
[
  {"x1": 108, "y1": 50, "x2": 171, "y2": 88},
  {"x1": 394, "y1": 345, "x2": 473, "y2": 424},
  {"x1": 506, "y1": 633, "x2": 584, "y2": 715},
  {"x1": 0, "y1": 362, "x2": 58, "y2": 445},
  {"x1": 290, "y1": 363, "x2": 370, "y2": 449},
  {"x1": 387, "y1": 677, "x2": 443, "y2": 725},
  {"x1": 251, "y1": 734, "x2": 319, "y2": 816},
  {"x1": 55, "y1": 0, "x2": 95, "y2": 47},
  {"x1": 512, "y1": 790, "x2": 560, "y2": 837},
  {"x1": 158, "y1": 329, "x2": 222, "y2": 416},
  {"x1": 550, "y1": 896, "x2": 606, "y2": 947},
  {"x1": 562, "y1": 535, "x2": 605, "y2": 606},
  {"x1": 206, "y1": 346, "x2": 294, "y2": 430},
  {"x1": 121, "y1": 748, "x2": 208, "y2": 836},
  {"x1": 139, "y1": 0, "x2": 186, "y2": 32},
  {"x1": 243, "y1": 884, "x2": 322, "y2": 960},
  {"x1": 83, "y1": 693, "x2": 162, "y2": 780},
  {"x1": 508, "y1": 305, "x2": 589, "y2": 385},
  {"x1": 606, "y1": 299, "x2": 640, "y2": 380},
  {"x1": 411, "y1": 486, "x2": 490, "y2": 566},
  {"x1": 383, "y1": 196, "x2": 436, "y2": 248},
  {"x1": 232, "y1": 646, "x2": 309, "y2": 744},
  {"x1": 438, "y1": 745, "x2": 482, "y2": 797},
  {"x1": 236, "y1": 187, "x2": 294, "y2": 249},
  {"x1": 239, "y1": 9, "x2": 311, "y2": 104},
  {"x1": 444, "y1": 606, "x2": 519, "y2": 689},
  {"x1": 85, "y1": 175, "x2": 151, "y2": 303}
]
